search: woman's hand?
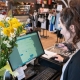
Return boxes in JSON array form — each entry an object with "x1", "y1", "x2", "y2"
[{"x1": 53, "y1": 54, "x2": 64, "y2": 62}]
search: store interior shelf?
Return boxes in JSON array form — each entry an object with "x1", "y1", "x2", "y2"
[{"x1": 12, "y1": 5, "x2": 30, "y2": 15}]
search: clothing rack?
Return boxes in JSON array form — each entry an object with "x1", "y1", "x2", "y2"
[
  {"x1": 56, "y1": 30, "x2": 64, "y2": 43},
  {"x1": 40, "y1": 28, "x2": 49, "y2": 38}
]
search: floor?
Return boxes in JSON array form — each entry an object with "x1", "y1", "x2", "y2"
[{"x1": 40, "y1": 30, "x2": 63, "y2": 49}]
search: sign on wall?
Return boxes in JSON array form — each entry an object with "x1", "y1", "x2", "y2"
[{"x1": 37, "y1": 0, "x2": 42, "y2": 4}]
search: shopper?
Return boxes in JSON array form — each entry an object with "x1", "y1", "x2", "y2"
[{"x1": 52, "y1": 0, "x2": 80, "y2": 80}]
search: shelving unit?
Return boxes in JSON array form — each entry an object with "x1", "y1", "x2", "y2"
[{"x1": 12, "y1": 5, "x2": 30, "y2": 16}]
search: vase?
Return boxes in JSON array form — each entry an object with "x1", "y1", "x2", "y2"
[
  {"x1": 0, "y1": 61, "x2": 13, "y2": 80},
  {"x1": 3, "y1": 70, "x2": 13, "y2": 80}
]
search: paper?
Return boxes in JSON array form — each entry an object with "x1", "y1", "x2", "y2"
[
  {"x1": 15, "y1": 67, "x2": 25, "y2": 80},
  {"x1": 13, "y1": 71, "x2": 19, "y2": 77},
  {"x1": 42, "y1": 50, "x2": 57, "y2": 59},
  {"x1": 57, "y1": 5, "x2": 62, "y2": 11},
  {"x1": 22, "y1": 65, "x2": 27, "y2": 70}
]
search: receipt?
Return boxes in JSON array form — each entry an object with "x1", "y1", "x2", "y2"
[
  {"x1": 42, "y1": 50, "x2": 57, "y2": 59},
  {"x1": 15, "y1": 67, "x2": 25, "y2": 80}
]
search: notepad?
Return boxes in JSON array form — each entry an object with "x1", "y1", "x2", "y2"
[{"x1": 42, "y1": 50, "x2": 57, "y2": 59}]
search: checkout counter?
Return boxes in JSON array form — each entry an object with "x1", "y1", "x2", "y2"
[
  {"x1": 3, "y1": 44, "x2": 71, "y2": 80},
  {"x1": 3, "y1": 45, "x2": 69, "y2": 80}
]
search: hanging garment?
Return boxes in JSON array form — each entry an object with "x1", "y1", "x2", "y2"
[
  {"x1": 34, "y1": 14, "x2": 38, "y2": 27},
  {"x1": 54, "y1": 12, "x2": 60, "y2": 30},
  {"x1": 41, "y1": 19, "x2": 46, "y2": 29},
  {"x1": 46, "y1": 19, "x2": 49, "y2": 30},
  {"x1": 48, "y1": 14, "x2": 52, "y2": 21},
  {"x1": 49, "y1": 16, "x2": 55, "y2": 32},
  {"x1": 37, "y1": 21, "x2": 41, "y2": 28}
]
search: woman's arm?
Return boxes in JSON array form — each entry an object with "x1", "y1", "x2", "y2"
[{"x1": 53, "y1": 54, "x2": 69, "y2": 63}]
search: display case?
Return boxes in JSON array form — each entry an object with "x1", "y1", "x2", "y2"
[{"x1": 12, "y1": 5, "x2": 30, "y2": 16}]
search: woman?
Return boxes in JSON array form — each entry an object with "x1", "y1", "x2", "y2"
[{"x1": 53, "y1": 0, "x2": 80, "y2": 80}]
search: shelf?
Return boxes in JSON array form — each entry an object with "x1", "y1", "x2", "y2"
[
  {"x1": 12, "y1": 5, "x2": 30, "y2": 15},
  {"x1": 13, "y1": 14, "x2": 29, "y2": 16},
  {"x1": 0, "y1": 8, "x2": 7, "y2": 10}
]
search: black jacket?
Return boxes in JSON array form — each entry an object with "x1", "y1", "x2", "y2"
[{"x1": 63, "y1": 50, "x2": 80, "y2": 80}]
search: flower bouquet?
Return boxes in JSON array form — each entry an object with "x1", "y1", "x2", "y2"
[{"x1": 0, "y1": 16, "x2": 24, "y2": 79}]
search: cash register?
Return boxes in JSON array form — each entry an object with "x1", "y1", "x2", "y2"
[{"x1": 8, "y1": 31, "x2": 58, "y2": 80}]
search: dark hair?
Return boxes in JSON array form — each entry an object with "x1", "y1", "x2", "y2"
[
  {"x1": 69, "y1": 0, "x2": 80, "y2": 15},
  {"x1": 60, "y1": 7, "x2": 80, "y2": 44}
]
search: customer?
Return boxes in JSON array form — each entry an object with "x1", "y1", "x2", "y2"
[{"x1": 52, "y1": 0, "x2": 80, "y2": 80}]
